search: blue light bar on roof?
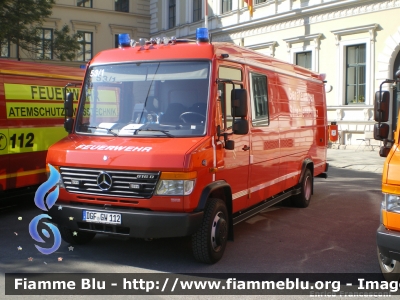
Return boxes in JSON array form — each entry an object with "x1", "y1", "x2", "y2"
[
  {"x1": 196, "y1": 28, "x2": 209, "y2": 43},
  {"x1": 118, "y1": 33, "x2": 131, "y2": 47}
]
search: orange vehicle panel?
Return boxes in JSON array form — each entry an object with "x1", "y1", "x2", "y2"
[
  {"x1": 384, "y1": 211, "x2": 400, "y2": 231},
  {"x1": 385, "y1": 147, "x2": 400, "y2": 185}
]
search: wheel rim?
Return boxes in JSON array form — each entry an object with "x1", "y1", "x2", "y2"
[
  {"x1": 211, "y1": 211, "x2": 228, "y2": 252},
  {"x1": 304, "y1": 175, "x2": 312, "y2": 200},
  {"x1": 380, "y1": 252, "x2": 396, "y2": 272}
]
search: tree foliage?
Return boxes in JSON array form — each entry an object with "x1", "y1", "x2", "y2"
[
  {"x1": 0, "y1": 0, "x2": 81, "y2": 61},
  {"x1": 53, "y1": 26, "x2": 82, "y2": 61}
]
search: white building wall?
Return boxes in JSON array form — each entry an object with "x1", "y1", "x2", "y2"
[
  {"x1": 4, "y1": 0, "x2": 150, "y2": 68},
  {"x1": 149, "y1": 0, "x2": 400, "y2": 149}
]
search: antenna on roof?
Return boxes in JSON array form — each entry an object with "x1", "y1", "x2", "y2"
[{"x1": 204, "y1": 0, "x2": 208, "y2": 29}]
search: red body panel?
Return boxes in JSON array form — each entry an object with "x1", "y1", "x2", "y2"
[
  {"x1": 0, "y1": 59, "x2": 84, "y2": 193},
  {"x1": 49, "y1": 134, "x2": 206, "y2": 170}
]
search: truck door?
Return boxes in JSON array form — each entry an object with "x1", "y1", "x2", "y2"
[
  {"x1": 247, "y1": 72, "x2": 281, "y2": 207},
  {"x1": 215, "y1": 66, "x2": 250, "y2": 213}
]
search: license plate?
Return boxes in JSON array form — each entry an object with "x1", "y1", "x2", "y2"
[{"x1": 82, "y1": 210, "x2": 121, "y2": 225}]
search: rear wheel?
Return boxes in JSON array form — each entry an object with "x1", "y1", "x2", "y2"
[
  {"x1": 192, "y1": 198, "x2": 229, "y2": 264},
  {"x1": 377, "y1": 246, "x2": 400, "y2": 281},
  {"x1": 292, "y1": 168, "x2": 313, "y2": 208},
  {"x1": 59, "y1": 227, "x2": 96, "y2": 245}
]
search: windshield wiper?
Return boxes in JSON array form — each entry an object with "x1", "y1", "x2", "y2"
[
  {"x1": 134, "y1": 128, "x2": 174, "y2": 137},
  {"x1": 85, "y1": 126, "x2": 118, "y2": 137}
]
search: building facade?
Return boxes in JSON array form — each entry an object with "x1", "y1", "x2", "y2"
[
  {"x1": 1, "y1": 0, "x2": 150, "y2": 68},
  {"x1": 150, "y1": 0, "x2": 400, "y2": 149}
]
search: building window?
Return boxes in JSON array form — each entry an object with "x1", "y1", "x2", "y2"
[
  {"x1": 115, "y1": 0, "x2": 129, "y2": 12},
  {"x1": 37, "y1": 28, "x2": 53, "y2": 59},
  {"x1": 1, "y1": 40, "x2": 10, "y2": 57},
  {"x1": 296, "y1": 51, "x2": 312, "y2": 70},
  {"x1": 77, "y1": 31, "x2": 93, "y2": 61},
  {"x1": 115, "y1": 34, "x2": 119, "y2": 48},
  {"x1": 193, "y1": 0, "x2": 202, "y2": 22},
  {"x1": 255, "y1": 0, "x2": 266, "y2": 4},
  {"x1": 169, "y1": 0, "x2": 176, "y2": 29},
  {"x1": 77, "y1": 0, "x2": 92, "y2": 7},
  {"x1": 251, "y1": 73, "x2": 269, "y2": 127},
  {"x1": 221, "y1": 0, "x2": 232, "y2": 13},
  {"x1": 346, "y1": 44, "x2": 366, "y2": 105}
]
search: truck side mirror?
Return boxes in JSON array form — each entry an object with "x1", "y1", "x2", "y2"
[
  {"x1": 231, "y1": 89, "x2": 249, "y2": 135},
  {"x1": 374, "y1": 91, "x2": 389, "y2": 122},
  {"x1": 233, "y1": 119, "x2": 249, "y2": 135},
  {"x1": 225, "y1": 140, "x2": 234, "y2": 150},
  {"x1": 65, "y1": 92, "x2": 74, "y2": 118},
  {"x1": 231, "y1": 89, "x2": 248, "y2": 117},
  {"x1": 379, "y1": 146, "x2": 391, "y2": 158},
  {"x1": 64, "y1": 118, "x2": 74, "y2": 133},
  {"x1": 374, "y1": 123, "x2": 389, "y2": 140},
  {"x1": 64, "y1": 92, "x2": 74, "y2": 133}
]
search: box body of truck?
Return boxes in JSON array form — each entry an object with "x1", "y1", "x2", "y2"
[
  {"x1": 0, "y1": 59, "x2": 83, "y2": 199},
  {"x1": 47, "y1": 31, "x2": 328, "y2": 263},
  {"x1": 377, "y1": 144, "x2": 400, "y2": 281},
  {"x1": 375, "y1": 82, "x2": 400, "y2": 279}
]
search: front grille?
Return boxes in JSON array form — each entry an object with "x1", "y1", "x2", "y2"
[{"x1": 60, "y1": 167, "x2": 160, "y2": 199}]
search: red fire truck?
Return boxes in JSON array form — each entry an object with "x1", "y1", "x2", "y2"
[
  {"x1": 47, "y1": 28, "x2": 328, "y2": 263},
  {"x1": 0, "y1": 59, "x2": 83, "y2": 199}
]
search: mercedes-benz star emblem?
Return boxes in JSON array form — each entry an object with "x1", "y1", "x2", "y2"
[{"x1": 97, "y1": 172, "x2": 112, "y2": 191}]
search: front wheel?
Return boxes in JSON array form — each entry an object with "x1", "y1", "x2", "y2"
[
  {"x1": 192, "y1": 198, "x2": 229, "y2": 264},
  {"x1": 377, "y1": 246, "x2": 400, "y2": 281}
]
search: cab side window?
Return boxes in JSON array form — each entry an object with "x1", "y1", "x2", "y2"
[
  {"x1": 250, "y1": 73, "x2": 269, "y2": 126},
  {"x1": 218, "y1": 66, "x2": 242, "y2": 129}
]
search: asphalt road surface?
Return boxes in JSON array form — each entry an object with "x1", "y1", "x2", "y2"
[{"x1": 0, "y1": 163, "x2": 384, "y2": 299}]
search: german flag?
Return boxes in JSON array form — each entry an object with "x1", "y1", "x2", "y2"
[{"x1": 243, "y1": 0, "x2": 253, "y2": 17}]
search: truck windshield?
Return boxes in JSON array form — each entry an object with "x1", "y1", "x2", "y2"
[{"x1": 76, "y1": 61, "x2": 210, "y2": 137}]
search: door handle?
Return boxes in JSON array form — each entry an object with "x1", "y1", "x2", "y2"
[{"x1": 242, "y1": 145, "x2": 250, "y2": 151}]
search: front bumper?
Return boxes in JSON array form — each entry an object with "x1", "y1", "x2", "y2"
[
  {"x1": 377, "y1": 224, "x2": 400, "y2": 262},
  {"x1": 49, "y1": 204, "x2": 203, "y2": 239}
]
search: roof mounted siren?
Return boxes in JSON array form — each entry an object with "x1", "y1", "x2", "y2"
[
  {"x1": 118, "y1": 33, "x2": 131, "y2": 48},
  {"x1": 196, "y1": 28, "x2": 209, "y2": 43}
]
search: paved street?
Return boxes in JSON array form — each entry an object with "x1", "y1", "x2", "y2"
[
  {"x1": 0, "y1": 148, "x2": 389, "y2": 299},
  {"x1": 327, "y1": 148, "x2": 386, "y2": 174}
]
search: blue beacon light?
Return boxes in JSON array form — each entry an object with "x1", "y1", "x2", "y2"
[
  {"x1": 196, "y1": 28, "x2": 209, "y2": 43},
  {"x1": 118, "y1": 33, "x2": 131, "y2": 47}
]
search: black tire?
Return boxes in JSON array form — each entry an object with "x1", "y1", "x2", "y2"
[
  {"x1": 59, "y1": 227, "x2": 96, "y2": 245},
  {"x1": 192, "y1": 198, "x2": 229, "y2": 264},
  {"x1": 292, "y1": 168, "x2": 313, "y2": 208},
  {"x1": 377, "y1": 246, "x2": 400, "y2": 281}
]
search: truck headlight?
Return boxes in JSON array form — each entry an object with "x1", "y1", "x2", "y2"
[
  {"x1": 155, "y1": 171, "x2": 197, "y2": 196},
  {"x1": 45, "y1": 164, "x2": 65, "y2": 188},
  {"x1": 380, "y1": 198, "x2": 385, "y2": 224},
  {"x1": 384, "y1": 194, "x2": 400, "y2": 213},
  {"x1": 156, "y1": 180, "x2": 195, "y2": 195}
]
